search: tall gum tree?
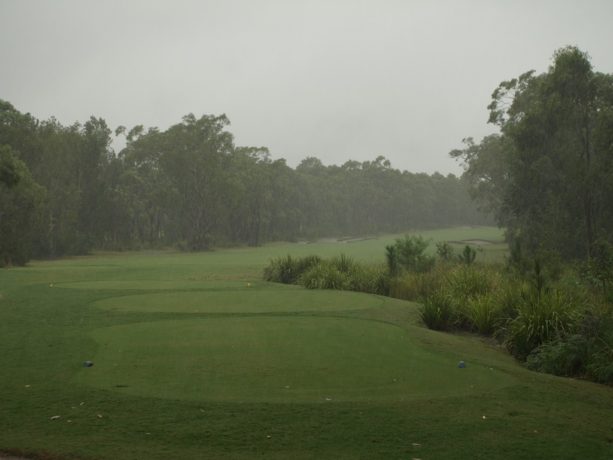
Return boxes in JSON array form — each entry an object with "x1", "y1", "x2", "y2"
[
  {"x1": 0, "y1": 145, "x2": 45, "y2": 266},
  {"x1": 454, "y1": 46, "x2": 613, "y2": 260}
]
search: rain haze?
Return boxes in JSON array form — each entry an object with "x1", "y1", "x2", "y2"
[{"x1": 2, "y1": 0, "x2": 613, "y2": 174}]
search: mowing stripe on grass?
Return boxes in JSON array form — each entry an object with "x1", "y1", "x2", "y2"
[{"x1": 91, "y1": 287, "x2": 383, "y2": 314}]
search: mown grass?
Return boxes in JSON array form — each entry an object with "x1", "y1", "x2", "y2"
[
  {"x1": 1, "y1": 227, "x2": 613, "y2": 459},
  {"x1": 91, "y1": 285, "x2": 380, "y2": 314},
  {"x1": 77, "y1": 316, "x2": 512, "y2": 403}
]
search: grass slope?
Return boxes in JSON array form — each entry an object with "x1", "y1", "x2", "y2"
[{"x1": 1, "y1": 227, "x2": 612, "y2": 459}]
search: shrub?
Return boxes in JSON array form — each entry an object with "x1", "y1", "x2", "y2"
[
  {"x1": 583, "y1": 309, "x2": 613, "y2": 385},
  {"x1": 385, "y1": 235, "x2": 435, "y2": 274},
  {"x1": 448, "y1": 267, "x2": 517, "y2": 334},
  {"x1": 420, "y1": 289, "x2": 456, "y2": 331},
  {"x1": 370, "y1": 264, "x2": 391, "y2": 296},
  {"x1": 300, "y1": 261, "x2": 350, "y2": 290},
  {"x1": 494, "y1": 280, "x2": 526, "y2": 322},
  {"x1": 392, "y1": 264, "x2": 508, "y2": 334},
  {"x1": 301, "y1": 259, "x2": 390, "y2": 295},
  {"x1": 346, "y1": 263, "x2": 390, "y2": 295},
  {"x1": 523, "y1": 295, "x2": 613, "y2": 384},
  {"x1": 587, "y1": 347, "x2": 613, "y2": 385},
  {"x1": 505, "y1": 289, "x2": 580, "y2": 360},
  {"x1": 436, "y1": 242, "x2": 455, "y2": 262},
  {"x1": 385, "y1": 244, "x2": 400, "y2": 276},
  {"x1": 389, "y1": 266, "x2": 447, "y2": 301},
  {"x1": 330, "y1": 253, "x2": 356, "y2": 274},
  {"x1": 263, "y1": 254, "x2": 321, "y2": 284},
  {"x1": 446, "y1": 266, "x2": 499, "y2": 304},
  {"x1": 526, "y1": 335, "x2": 590, "y2": 377},
  {"x1": 584, "y1": 239, "x2": 613, "y2": 298},
  {"x1": 458, "y1": 245, "x2": 477, "y2": 265},
  {"x1": 264, "y1": 253, "x2": 390, "y2": 295}
]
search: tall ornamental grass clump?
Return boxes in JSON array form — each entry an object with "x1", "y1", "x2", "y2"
[
  {"x1": 446, "y1": 265, "x2": 499, "y2": 304},
  {"x1": 264, "y1": 253, "x2": 390, "y2": 295},
  {"x1": 435, "y1": 265, "x2": 502, "y2": 333},
  {"x1": 389, "y1": 266, "x2": 446, "y2": 301},
  {"x1": 385, "y1": 235, "x2": 435, "y2": 275},
  {"x1": 301, "y1": 255, "x2": 390, "y2": 294},
  {"x1": 300, "y1": 261, "x2": 351, "y2": 290},
  {"x1": 392, "y1": 263, "x2": 506, "y2": 334},
  {"x1": 344, "y1": 263, "x2": 390, "y2": 295},
  {"x1": 263, "y1": 254, "x2": 321, "y2": 284},
  {"x1": 466, "y1": 292, "x2": 503, "y2": 335},
  {"x1": 420, "y1": 289, "x2": 455, "y2": 331},
  {"x1": 505, "y1": 289, "x2": 580, "y2": 360},
  {"x1": 527, "y1": 306, "x2": 613, "y2": 385}
]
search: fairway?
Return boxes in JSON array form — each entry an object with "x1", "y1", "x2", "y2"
[{"x1": 1, "y1": 227, "x2": 612, "y2": 460}]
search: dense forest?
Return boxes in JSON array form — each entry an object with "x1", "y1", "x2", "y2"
[{"x1": 0, "y1": 100, "x2": 488, "y2": 266}]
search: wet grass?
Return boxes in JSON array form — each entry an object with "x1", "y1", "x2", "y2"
[{"x1": 1, "y1": 227, "x2": 612, "y2": 459}]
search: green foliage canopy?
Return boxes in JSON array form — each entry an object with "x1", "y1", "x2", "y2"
[
  {"x1": 452, "y1": 46, "x2": 613, "y2": 261},
  {"x1": 0, "y1": 99, "x2": 489, "y2": 260},
  {"x1": 0, "y1": 145, "x2": 45, "y2": 266}
]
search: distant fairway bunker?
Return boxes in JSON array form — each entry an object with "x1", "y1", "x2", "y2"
[
  {"x1": 79, "y1": 317, "x2": 514, "y2": 403},
  {"x1": 92, "y1": 286, "x2": 382, "y2": 314}
]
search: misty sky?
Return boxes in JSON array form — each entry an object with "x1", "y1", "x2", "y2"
[{"x1": 2, "y1": 1, "x2": 613, "y2": 174}]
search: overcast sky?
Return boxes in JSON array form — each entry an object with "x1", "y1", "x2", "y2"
[{"x1": 2, "y1": 1, "x2": 613, "y2": 174}]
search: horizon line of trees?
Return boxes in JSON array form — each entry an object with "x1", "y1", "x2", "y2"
[{"x1": 0, "y1": 99, "x2": 489, "y2": 266}]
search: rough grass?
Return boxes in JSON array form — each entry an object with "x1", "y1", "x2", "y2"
[{"x1": 1, "y1": 227, "x2": 613, "y2": 460}]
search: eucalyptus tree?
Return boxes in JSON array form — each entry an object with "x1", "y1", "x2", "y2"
[
  {"x1": 0, "y1": 97, "x2": 489, "y2": 257},
  {"x1": 32, "y1": 119, "x2": 84, "y2": 255},
  {"x1": 0, "y1": 147, "x2": 19, "y2": 187},
  {"x1": 117, "y1": 126, "x2": 176, "y2": 247},
  {"x1": 158, "y1": 114, "x2": 235, "y2": 250},
  {"x1": 0, "y1": 146, "x2": 45, "y2": 266},
  {"x1": 0, "y1": 100, "x2": 40, "y2": 166},
  {"x1": 453, "y1": 46, "x2": 613, "y2": 260},
  {"x1": 74, "y1": 117, "x2": 115, "y2": 250},
  {"x1": 223, "y1": 146, "x2": 273, "y2": 246}
]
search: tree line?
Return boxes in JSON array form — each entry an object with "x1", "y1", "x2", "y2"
[
  {"x1": 0, "y1": 99, "x2": 488, "y2": 266},
  {"x1": 452, "y1": 46, "x2": 613, "y2": 262}
]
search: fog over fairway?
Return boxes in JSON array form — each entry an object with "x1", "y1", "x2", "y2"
[{"x1": 2, "y1": 0, "x2": 613, "y2": 174}]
